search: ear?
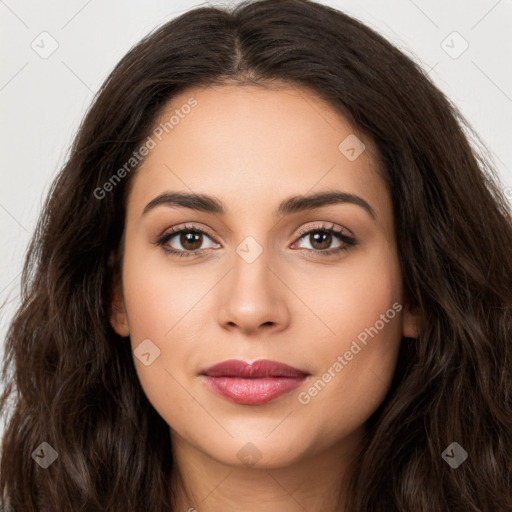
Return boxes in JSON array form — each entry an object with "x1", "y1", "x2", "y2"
[
  {"x1": 110, "y1": 275, "x2": 130, "y2": 338},
  {"x1": 402, "y1": 302, "x2": 422, "y2": 338}
]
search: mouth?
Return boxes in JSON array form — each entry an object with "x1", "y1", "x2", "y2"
[{"x1": 199, "y1": 359, "x2": 310, "y2": 405}]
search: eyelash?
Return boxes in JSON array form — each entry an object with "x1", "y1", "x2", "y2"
[{"x1": 154, "y1": 223, "x2": 357, "y2": 259}]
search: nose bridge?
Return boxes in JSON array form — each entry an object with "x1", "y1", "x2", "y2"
[
  {"x1": 230, "y1": 234, "x2": 274, "y2": 304},
  {"x1": 228, "y1": 214, "x2": 276, "y2": 285},
  {"x1": 217, "y1": 232, "x2": 289, "y2": 332}
]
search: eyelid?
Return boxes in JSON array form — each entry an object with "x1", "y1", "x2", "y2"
[
  {"x1": 295, "y1": 221, "x2": 354, "y2": 239},
  {"x1": 155, "y1": 222, "x2": 219, "y2": 242}
]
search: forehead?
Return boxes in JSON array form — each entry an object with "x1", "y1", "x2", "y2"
[{"x1": 126, "y1": 83, "x2": 390, "y2": 226}]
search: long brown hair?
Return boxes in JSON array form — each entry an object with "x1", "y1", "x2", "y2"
[{"x1": 1, "y1": 0, "x2": 511, "y2": 510}]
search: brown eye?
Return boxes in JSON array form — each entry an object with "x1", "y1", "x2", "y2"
[
  {"x1": 178, "y1": 231, "x2": 203, "y2": 251},
  {"x1": 155, "y1": 225, "x2": 220, "y2": 258},
  {"x1": 305, "y1": 231, "x2": 334, "y2": 250},
  {"x1": 293, "y1": 224, "x2": 357, "y2": 257}
]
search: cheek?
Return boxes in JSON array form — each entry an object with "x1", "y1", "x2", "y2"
[
  {"x1": 298, "y1": 242, "x2": 402, "y2": 349},
  {"x1": 118, "y1": 245, "x2": 204, "y2": 402},
  {"x1": 299, "y1": 262, "x2": 403, "y2": 436},
  {"x1": 121, "y1": 241, "x2": 209, "y2": 343},
  {"x1": 121, "y1": 270, "x2": 205, "y2": 427}
]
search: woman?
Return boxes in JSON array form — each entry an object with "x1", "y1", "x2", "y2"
[{"x1": 1, "y1": 0, "x2": 511, "y2": 510}]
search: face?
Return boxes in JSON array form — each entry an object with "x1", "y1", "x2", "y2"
[{"x1": 110, "y1": 83, "x2": 420, "y2": 469}]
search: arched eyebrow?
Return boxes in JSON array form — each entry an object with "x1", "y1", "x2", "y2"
[{"x1": 142, "y1": 190, "x2": 376, "y2": 220}]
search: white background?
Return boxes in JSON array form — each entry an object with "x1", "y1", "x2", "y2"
[{"x1": 1, "y1": 0, "x2": 512, "y2": 433}]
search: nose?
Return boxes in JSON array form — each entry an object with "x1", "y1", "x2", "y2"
[{"x1": 217, "y1": 247, "x2": 290, "y2": 335}]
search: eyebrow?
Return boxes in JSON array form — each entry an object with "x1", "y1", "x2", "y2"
[{"x1": 142, "y1": 190, "x2": 376, "y2": 220}]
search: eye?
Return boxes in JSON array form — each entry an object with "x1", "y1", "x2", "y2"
[
  {"x1": 154, "y1": 224, "x2": 219, "y2": 258},
  {"x1": 292, "y1": 223, "x2": 357, "y2": 257}
]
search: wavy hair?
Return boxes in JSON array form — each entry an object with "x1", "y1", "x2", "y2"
[{"x1": 1, "y1": 0, "x2": 511, "y2": 510}]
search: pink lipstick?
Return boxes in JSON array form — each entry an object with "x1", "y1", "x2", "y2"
[{"x1": 200, "y1": 359, "x2": 309, "y2": 405}]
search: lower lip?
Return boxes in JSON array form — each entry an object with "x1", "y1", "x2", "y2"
[{"x1": 201, "y1": 375, "x2": 307, "y2": 405}]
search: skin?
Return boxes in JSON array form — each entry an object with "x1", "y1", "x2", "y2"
[{"x1": 110, "y1": 83, "x2": 422, "y2": 512}]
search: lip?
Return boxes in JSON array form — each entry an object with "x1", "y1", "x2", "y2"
[
  {"x1": 199, "y1": 359, "x2": 310, "y2": 405},
  {"x1": 201, "y1": 359, "x2": 309, "y2": 378}
]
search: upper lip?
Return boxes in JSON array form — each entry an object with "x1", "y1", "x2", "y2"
[{"x1": 200, "y1": 359, "x2": 310, "y2": 378}]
